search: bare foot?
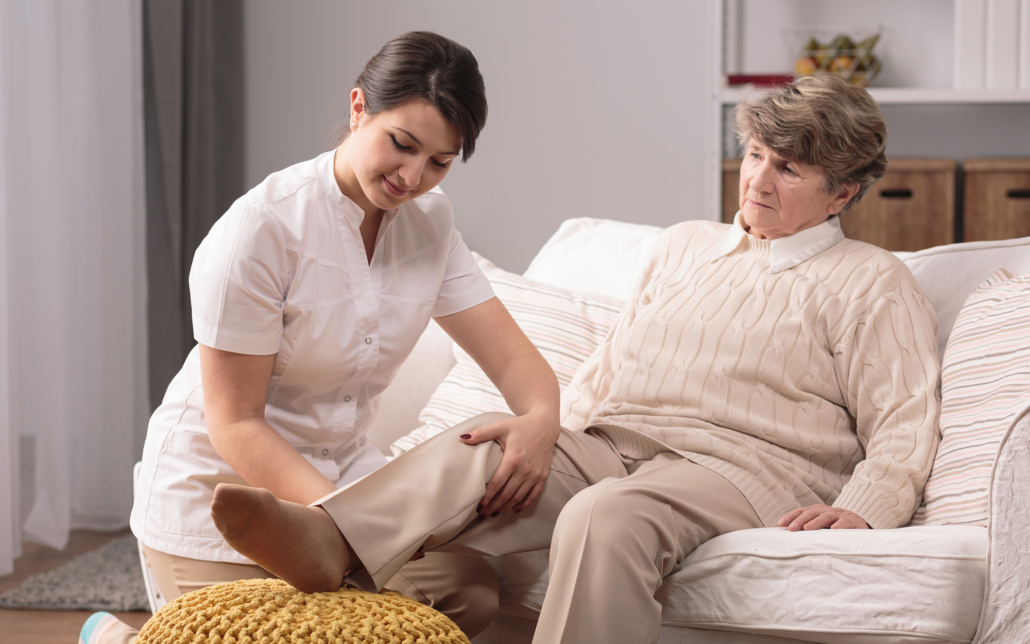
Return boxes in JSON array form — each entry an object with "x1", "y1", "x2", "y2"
[{"x1": 211, "y1": 483, "x2": 354, "y2": 593}]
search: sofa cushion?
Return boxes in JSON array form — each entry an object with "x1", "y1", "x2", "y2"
[
  {"x1": 487, "y1": 526, "x2": 986, "y2": 644},
  {"x1": 897, "y1": 235, "x2": 1030, "y2": 360},
  {"x1": 659, "y1": 526, "x2": 986, "y2": 643},
  {"x1": 910, "y1": 269, "x2": 1030, "y2": 527},
  {"x1": 390, "y1": 255, "x2": 624, "y2": 455},
  {"x1": 523, "y1": 217, "x2": 663, "y2": 299}
]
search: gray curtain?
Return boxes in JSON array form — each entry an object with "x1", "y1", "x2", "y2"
[{"x1": 143, "y1": 0, "x2": 244, "y2": 410}]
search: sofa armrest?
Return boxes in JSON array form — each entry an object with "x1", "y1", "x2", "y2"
[{"x1": 972, "y1": 403, "x2": 1030, "y2": 644}]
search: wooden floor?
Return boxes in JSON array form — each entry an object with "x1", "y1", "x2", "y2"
[{"x1": 0, "y1": 529, "x2": 151, "y2": 644}]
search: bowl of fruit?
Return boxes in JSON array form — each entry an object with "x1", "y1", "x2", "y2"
[{"x1": 787, "y1": 28, "x2": 883, "y2": 87}]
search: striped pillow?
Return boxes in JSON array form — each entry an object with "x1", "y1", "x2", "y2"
[
  {"x1": 391, "y1": 254, "x2": 624, "y2": 456},
  {"x1": 910, "y1": 268, "x2": 1030, "y2": 526}
]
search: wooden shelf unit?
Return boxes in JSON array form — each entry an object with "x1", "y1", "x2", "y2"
[{"x1": 964, "y1": 158, "x2": 1030, "y2": 242}]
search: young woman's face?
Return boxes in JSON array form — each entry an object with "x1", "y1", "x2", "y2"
[
  {"x1": 340, "y1": 90, "x2": 462, "y2": 213},
  {"x1": 738, "y1": 140, "x2": 856, "y2": 240}
]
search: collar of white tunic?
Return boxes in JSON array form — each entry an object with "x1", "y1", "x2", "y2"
[
  {"x1": 711, "y1": 211, "x2": 846, "y2": 273},
  {"x1": 317, "y1": 148, "x2": 412, "y2": 228}
]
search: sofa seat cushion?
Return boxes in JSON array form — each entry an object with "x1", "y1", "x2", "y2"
[{"x1": 490, "y1": 526, "x2": 986, "y2": 644}]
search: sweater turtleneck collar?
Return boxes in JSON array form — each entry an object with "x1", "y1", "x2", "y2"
[{"x1": 711, "y1": 211, "x2": 846, "y2": 273}]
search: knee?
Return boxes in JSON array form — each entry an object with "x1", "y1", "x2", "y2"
[
  {"x1": 447, "y1": 412, "x2": 514, "y2": 437},
  {"x1": 404, "y1": 413, "x2": 512, "y2": 468},
  {"x1": 553, "y1": 481, "x2": 638, "y2": 547},
  {"x1": 428, "y1": 413, "x2": 513, "y2": 455}
]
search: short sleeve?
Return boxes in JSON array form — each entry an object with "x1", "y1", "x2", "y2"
[
  {"x1": 189, "y1": 204, "x2": 289, "y2": 355},
  {"x1": 431, "y1": 228, "x2": 495, "y2": 318}
]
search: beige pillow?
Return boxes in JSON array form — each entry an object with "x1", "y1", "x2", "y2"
[{"x1": 910, "y1": 268, "x2": 1030, "y2": 526}]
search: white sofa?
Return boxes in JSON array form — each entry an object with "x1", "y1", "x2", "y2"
[{"x1": 368, "y1": 218, "x2": 1030, "y2": 644}]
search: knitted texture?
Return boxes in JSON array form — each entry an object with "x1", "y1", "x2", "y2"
[
  {"x1": 136, "y1": 578, "x2": 470, "y2": 644},
  {"x1": 561, "y1": 221, "x2": 941, "y2": 530}
]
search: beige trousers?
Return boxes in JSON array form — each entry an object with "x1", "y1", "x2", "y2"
[
  {"x1": 96, "y1": 532, "x2": 499, "y2": 644},
  {"x1": 321, "y1": 413, "x2": 764, "y2": 644}
]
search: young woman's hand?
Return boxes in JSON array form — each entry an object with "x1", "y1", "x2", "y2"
[
  {"x1": 459, "y1": 409, "x2": 560, "y2": 516},
  {"x1": 435, "y1": 298, "x2": 562, "y2": 518}
]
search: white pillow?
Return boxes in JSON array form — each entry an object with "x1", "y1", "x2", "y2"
[
  {"x1": 898, "y1": 236, "x2": 1030, "y2": 360},
  {"x1": 391, "y1": 254, "x2": 624, "y2": 456},
  {"x1": 523, "y1": 217, "x2": 663, "y2": 300}
]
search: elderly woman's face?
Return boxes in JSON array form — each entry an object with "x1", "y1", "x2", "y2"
[{"x1": 738, "y1": 140, "x2": 856, "y2": 240}]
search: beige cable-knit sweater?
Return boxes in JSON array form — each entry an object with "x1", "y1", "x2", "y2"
[{"x1": 560, "y1": 220, "x2": 941, "y2": 529}]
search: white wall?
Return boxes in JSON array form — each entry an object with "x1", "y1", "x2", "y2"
[{"x1": 244, "y1": 0, "x2": 714, "y2": 273}]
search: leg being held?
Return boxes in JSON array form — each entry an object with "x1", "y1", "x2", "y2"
[{"x1": 210, "y1": 483, "x2": 355, "y2": 592}]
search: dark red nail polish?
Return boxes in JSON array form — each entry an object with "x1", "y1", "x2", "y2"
[
  {"x1": 476, "y1": 504, "x2": 484, "y2": 513},
  {"x1": 460, "y1": 434, "x2": 472, "y2": 440},
  {"x1": 514, "y1": 509, "x2": 521, "y2": 514},
  {"x1": 491, "y1": 511, "x2": 500, "y2": 518}
]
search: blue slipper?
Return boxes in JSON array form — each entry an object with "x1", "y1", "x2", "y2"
[{"x1": 78, "y1": 612, "x2": 117, "y2": 644}]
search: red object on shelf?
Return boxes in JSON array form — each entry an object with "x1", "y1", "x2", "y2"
[{"x1": 725, "y1": 74, "x2": 795, "y2": 87}]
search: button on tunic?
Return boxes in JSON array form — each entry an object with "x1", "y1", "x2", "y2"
[{"x1": 131, "y1": 151, "x2": 494, "y2": 563}]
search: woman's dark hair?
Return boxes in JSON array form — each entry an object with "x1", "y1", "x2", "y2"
[{"x1": 354, "y1": 31, "x2": 487, "y2": 162}]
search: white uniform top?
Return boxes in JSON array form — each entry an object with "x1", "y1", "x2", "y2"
[{"x1": 130, "y1": 150, "x2": 495, "y2": 563}]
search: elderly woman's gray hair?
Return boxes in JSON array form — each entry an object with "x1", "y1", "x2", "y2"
[{"x1": 734, "y1": 75, "x2": 888, "y2": 214}]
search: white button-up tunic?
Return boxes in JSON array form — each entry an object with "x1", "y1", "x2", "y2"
[{"x1": 131, "y1": 150, "x2": 494, "y2": 563}]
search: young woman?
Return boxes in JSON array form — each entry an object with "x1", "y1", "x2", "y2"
[{"x1": 81, "y1": 31, "x2": 561, "y2": 644}]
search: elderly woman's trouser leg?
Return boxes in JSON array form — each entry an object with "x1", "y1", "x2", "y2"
[
  {"x1": 319, "y1": 413, "x2": 763, "y2": 644},
  {"x1": 538, "y1": 453, "x2": 763, "y2": 644}
]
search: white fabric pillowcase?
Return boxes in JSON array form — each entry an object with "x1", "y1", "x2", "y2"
[
  {"x1": 896, "y1": 235, "x2": 1030, "y2": 361},
  {"x1": 391, "y1": 254, "x2": 625, "y2": 456},
  {"x1": 523, "y1": 217, "x2": 662, "y2": 300},
  {"x1": 911, "y1": 268, "x2": 1030, "y2": 526}
]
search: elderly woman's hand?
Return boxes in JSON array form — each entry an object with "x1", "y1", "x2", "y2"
[{"x1": 778, "y1": 504, "x2": 869, "y2": 531}]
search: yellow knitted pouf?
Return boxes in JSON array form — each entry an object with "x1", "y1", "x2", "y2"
[{"x1": 136, "y1": 578, "x2": 470, "y2": 644}]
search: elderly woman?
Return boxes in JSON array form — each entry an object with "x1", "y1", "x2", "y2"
[{"x1": 208, "y1": 76, "x2": 941, "y2": 644}]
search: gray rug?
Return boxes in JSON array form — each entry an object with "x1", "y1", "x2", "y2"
[{"x1": 0, "y1": 535, "x2": 149, "y2": 612}]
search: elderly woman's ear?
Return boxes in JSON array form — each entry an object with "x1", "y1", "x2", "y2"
[{"x1": 828, "y1": 183, "x2": 861, "y2": 216}]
